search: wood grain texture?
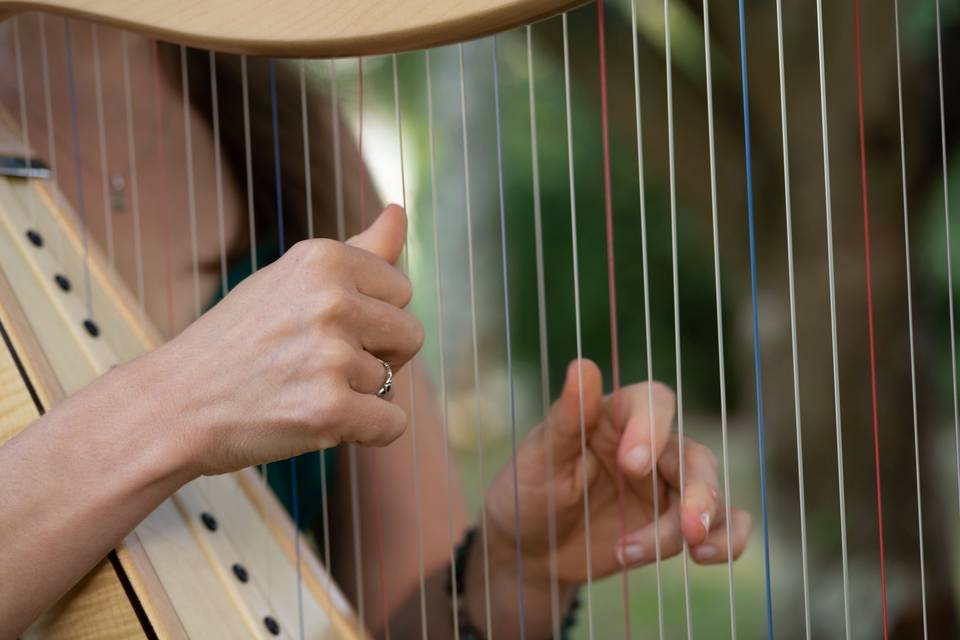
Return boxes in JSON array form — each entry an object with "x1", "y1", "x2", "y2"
[
  {"x1": 0, "y1": 0, "x2": 583, "y2": 56},
  {"x1": 24, "y1": 560, "x2": 145, "y2": 640}
]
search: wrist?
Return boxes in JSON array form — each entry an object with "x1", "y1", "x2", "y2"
[
  {"x1": 462, "y1": 524, "x2": 577, "y2": 640},
  {"x1": 111, "y1": 348, "x2": 204, "y2": 486}
]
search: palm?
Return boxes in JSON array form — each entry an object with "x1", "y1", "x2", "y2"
[{"x1": 485, "y1": 378, "x2": 675, "y2": 586}]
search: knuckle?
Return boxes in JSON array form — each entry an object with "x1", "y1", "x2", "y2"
[
  {"x1": 299, "y1": 238, "x2": 342, "y2": 268},
  {"x1": 321, "y1": 340, "x2": 356, "y2": 374},
  {"x1": 315, "y1": 285, "x2": 354, "y2": 321}
]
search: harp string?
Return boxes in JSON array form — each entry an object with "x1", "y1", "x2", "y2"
[
  {"x1": 211, "y1": 52, "x2": 227, "y2": 295},
  {"x1": 457, "y1": 41, "x2": 494, "y2": 635},
  {"x1": 179, "y1": 44, "x2": 201, "y2": 321},
  {"x1": 851, "y1": 0, "x2": 890, "y2": 635},
  {"x1": 560, "y1": 12, "x2": 594, "y2": 638},
  {"x1": 934, "y1": 0, "x2": 960, "y2": 521},
  {"x1": 696, "y1": 0, "x2": 738, "y2": 634},
  {"x1": 11, "y1": 18, "x2": 34, "y2": 226},
  {"x1": 120, "y1": 33, "x2": 146, "y2": 315},
  {"x1": 330, "y1": 60, "x2": 346, "y2": 244},
  {"x1": 734, "y1": 2, "x2": 774, "y2": 637},
  {"x1": 266, "y1": 57, "x2": 306, "y2": 639},
  {"x1": 813, "y1": 0, "x2": 853, "y2": 634},
  {"x1": 149, "y1": 40, "x2": 174, "y2": 337},
  {"x1": 423, "y1": 47, "x2": 461, "y2": 638},
  {"x1": 40, "y1": 17, "x2": 69, "y2": 270},
  {"x1": 391, "y1": 51, "x2": 429, "y2": 638},
  {"x1": 355, "y1": 55, "x2": 392, "y2": 640},
  {"x1": 594, "y1": 3, "x2": 634, "y2": 634},
  {"x1": 62, "y1": 19, "x2": 93, "y2": 321},
  {"x1": 772, "y1": 0, "x2": 811, "y2": 635},
  {"x1": 298, "y1": 60, "x2": 325, "y2": 607},
  {"x1": 523, "y1": 26, "x2": 560, "y2": 638},
  {"x1": 241, "y1": 56, "x2": 258, "y2": 274},
  {"x1": 894, "y1": 0, "x2": 929, "y2": 635},
  {"x1": 90, "y1": 24, "x2": 116, "y2": 277},
  {"x1": 319, "y1": 57, "x2": 337, "y2": 587},
  {"x1": 661, "y1": 0, "x2": 688, "y2": 636},
  {"x1": 491, "y1": 34, "x2": 528, "y2": 639},
  {"x1": 298, "y1": 60, "x2": 313, "y2": 243},
  {"x1": 330, "y1": 60, "x2": 368, "y2": 635}
]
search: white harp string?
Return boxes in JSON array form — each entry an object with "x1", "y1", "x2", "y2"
[
  {"x1": 299, "y1": 61, "x2": 314, "y2": 245},
  {"x1": 179, "y1": 45, "x2": 201, "y2": 321},
  {"x1": 894, "y1": 0, "x2": 928, "y2": 636},
  {"x1": 392, "y1": 52, "x2": 429, "y2": 639},
  {"x1": 90, "y1": 24, "x2": 116, "y2": 276},
  {"x1": 316, "y1": 58, "x2": 337, "y2": 589},
  {"x1": 814, "y1": 0, "x2": 853, "y2": 634},
  {"x1": 11, "y1": 18, "x2": 35, "y2": 227},
  {"x1": 525, "y1": 26, "x2": 561, "y2": 638},
  {"x1": 773, "y1": 0, "x2": 811, "y2": 635},
  {"x1": 121, "y1": 33, "x2": 146, "y2": 316},
  {"x1": 424, "y1": 48, "x2": 462, "y2": 638},
  {"x1": 561, "y1": 12, "x2": 594, "y2": 638},
  {"x1": 62, "y1": 19, "x2": 93, "y2": 321},
  {"x1": 934, "y1": 0, "x2": 960, "y2": 523},
  {"x1": 238, "y1": 53, "x2": 276, "y2": 599},
  {"x1": 39, "y1": 16, "x2": 65, "y2": 267},
  {"x1": 240, "y1": 56, "x2": 258, "y2": 275},
  {"x1": 697, "y1": 0, "x2": 738, "y2": 634},
  {"x1": 457, "y1": 42, "x2": 494, "y2": 636},
  {"x1": 211, "y1": 52, "x2": 228, "y2": 295},
  {"x1": 662, "y1": 1, "x2": 685, "y2": 636}
]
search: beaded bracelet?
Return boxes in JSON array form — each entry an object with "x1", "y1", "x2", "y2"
[{"x1": 446, "y1": 526, "x2": 580, "y2": 639}]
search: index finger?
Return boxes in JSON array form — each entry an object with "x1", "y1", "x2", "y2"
[{"x1": 614, "y1": 381, "x2": 676, "y2": 479}]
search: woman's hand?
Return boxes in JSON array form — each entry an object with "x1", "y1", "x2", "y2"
[
  {"x1": 150, "y1": 204, "x2": 423, "y2": 476},
  {"x1": 471, "y1": 359, "x2": 751, "y2": 637}
]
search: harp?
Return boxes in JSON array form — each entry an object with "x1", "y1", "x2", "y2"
[{"x1": 0, "y1": 0, "x2": 956, "y2": 638}]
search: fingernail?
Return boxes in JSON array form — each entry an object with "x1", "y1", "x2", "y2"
[
  {"x1": 616, "y1": 543, "x2": 645, "y2": 566},
  {"x1": 626, "y1": 444, "x2": 650, "y2": 473},
  {"x1": 695, "y1": 544, "x2": 718, "y2": 561},
  {"x1": 700, "y1": 512, "x2": 711, "y2": 536}
]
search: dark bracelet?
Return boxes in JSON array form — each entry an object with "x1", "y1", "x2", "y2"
[{"x1": 446, "y1": 526, "x2": 581, "y2": 640}]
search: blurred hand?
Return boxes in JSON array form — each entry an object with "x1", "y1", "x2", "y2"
[
  {"x1": 474, "y1": 359, "x2": 751, "y2": 636},
  {"x1": 154, "y1": 204, "x2": 423, "y2": 476}
]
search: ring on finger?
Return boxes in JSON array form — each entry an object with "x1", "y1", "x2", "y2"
[{"x1": 375, "y1": 358, "x2": 393, "y2": 398}]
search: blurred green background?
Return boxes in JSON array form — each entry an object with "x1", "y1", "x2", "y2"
[{"x1": 331, "y1": 0, "x2": 960, "y2": 637}]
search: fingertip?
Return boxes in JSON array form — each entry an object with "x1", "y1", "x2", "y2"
[
  {"x1": 680, "y1": 504, "x2": 709, "y2": 545},
  {"x1": 619, "y1": 442, "x2": 651, "y2": 476}
]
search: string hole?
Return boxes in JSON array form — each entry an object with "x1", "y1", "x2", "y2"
[
  {"x1": 200, "y1": 512, "x2": 218, "y2": 532},
  {"x1": 54, "y1": 274, "x2": 71, "y2": 292},
  {"x1": 263, "y1": 616, "x2": 280, "y2": 636},
  {"x1": 82, "y1": 319, "x2": 100, "y2": 338},
  {"x1": 232, "y1": 563, "x2": 249, "y2": 583},
  {"x1": 26, "y1": 229, "x2": 43, "y2": 247}
]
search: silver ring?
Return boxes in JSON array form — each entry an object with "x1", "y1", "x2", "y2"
[{"x1": 376, "y1": 359, "x2": 393, "y2": 398}]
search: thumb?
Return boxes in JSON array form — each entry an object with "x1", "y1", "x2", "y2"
[
  {"x1": 346, "y1": 204, "x2": 407, "y2": 264},
  {"x1": 546, "y1": 359, "x2": 604, "y2": 459}
]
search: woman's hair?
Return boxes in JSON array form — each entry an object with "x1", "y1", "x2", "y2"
[{"x1": 160, "y1": 45, "x2": 381, "y2": 264}]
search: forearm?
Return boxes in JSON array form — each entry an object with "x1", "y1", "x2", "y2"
[{"x1": 0, "y1": 354, "x2": 193, "y2": 635}]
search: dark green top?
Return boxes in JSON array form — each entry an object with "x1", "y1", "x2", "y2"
[{"x1": 212, "y1": 243, "x2": 336, "y2": 534}]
